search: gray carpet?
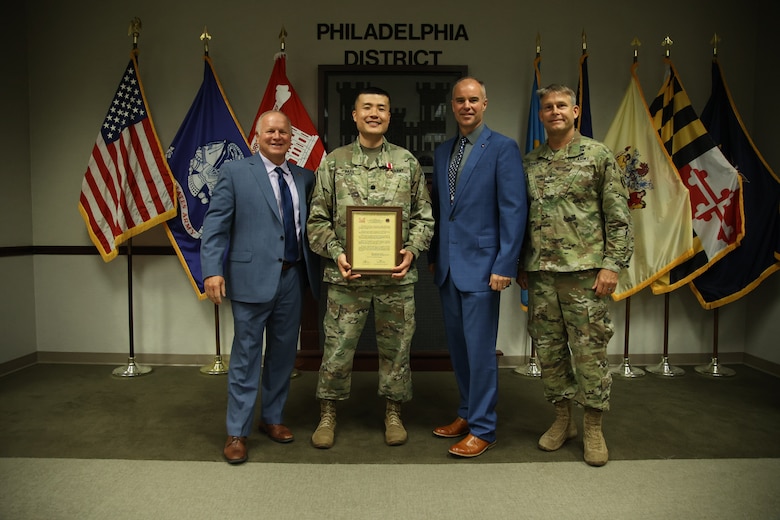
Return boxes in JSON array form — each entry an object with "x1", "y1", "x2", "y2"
[
  {"x1": 2, "y1": 363, "x2": 779, "y2": 464},
  {"x1": 4, "y1": 458, "x2": 780, "y2": 519}
]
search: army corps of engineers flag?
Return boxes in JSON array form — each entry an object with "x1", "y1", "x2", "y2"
[
  {"x1": 249, "y1": 52, "x2": 325, "y2": 172},
  {"x1": 603, "y1": 63, "x2": 694, "y2": 300},
  {"x1": 648, "y1": 58, "x2": 744, "y2": 294},
  {"x1": 164, "y1": 56, "x2": 252, "y2": 299}
]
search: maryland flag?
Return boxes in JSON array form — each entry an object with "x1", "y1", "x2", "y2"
[
  {"x1": 603, "y1": 63, "x2": 694, "y2": 300},
  {"x1": 576, "y1": 52, "x2": 593, "y2": 137},
  {"x1": 648, "y1": 58, "x2": 744, "y2": 294},
  {"x1": 687, "y1": 58, "x2": 780, "y2": 308},
  {"x1": 164, "y1": 56, "x2": 252, "y2": 299},
  {"x1": 249, "y1": 52, "x2": 325, "y2": 172}
]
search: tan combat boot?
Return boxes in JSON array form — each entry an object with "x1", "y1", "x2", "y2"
[
  {"x1": 538, "y1": 400, "x2": 578, "y2": 451},
  {"x1": 311, "y1": 399, "x2": 336, "y2": 449},
  {"x1": 583, "y1": 407, "x2": 608, "y2": 466},
  {"x1": 384, "y1": 399, "x2": 408, "y2": 446}
]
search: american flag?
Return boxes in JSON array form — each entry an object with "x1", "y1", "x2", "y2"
[{"x1": 78, "y1": 51, "x2": 176, "y2": 262}]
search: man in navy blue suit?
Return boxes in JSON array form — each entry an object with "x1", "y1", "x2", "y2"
[
  {"x1": 201, "y1": 111, "x2": 320, "y2": 464},
  {"x1": 428, "y1": 77, "x2": 527, "y2": 458}
]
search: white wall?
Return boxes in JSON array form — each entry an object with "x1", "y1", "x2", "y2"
[
  {"x1": 4, "y1": 0, "x2": 777, "y2": 366},
  {"x1": 0, "y1": 2, "x2": 36, "y2": 364}
]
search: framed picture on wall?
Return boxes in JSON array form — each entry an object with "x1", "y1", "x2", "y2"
[{"x1": 317, "y1": 65, "x2": 468, "y2": 175}]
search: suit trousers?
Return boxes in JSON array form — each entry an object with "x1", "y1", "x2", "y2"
[
  {"x1": 226, "y1": 266, "x2": 303, "y2": 437},
  {"x1": 439, "y1": 275, "x2": 500, "y2": 443}
]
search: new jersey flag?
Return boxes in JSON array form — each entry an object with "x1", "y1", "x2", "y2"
[
  {"x1": 250, "y1": 52, "x2": 325, "y2": 172},
  {"x1": 78, "y1": 50, "x2": 176, "y2": 262},
  {"x1": 164, "y1": 56, "x2": 252, "y2": 299},
  {"x1": 648, "y1": 58, "x2": 744, "y2": 294},
  {"x1": 689, "y1": 58, "x2": 780, "y2": 309},
  {"x1": 603, "y1": 63, "x2": 694, "y2": 300}
]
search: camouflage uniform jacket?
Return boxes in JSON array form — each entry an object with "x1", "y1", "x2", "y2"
[
  {"x1": 521, "y1": 131, "x2": 633, "y2": 273},
  {"x1": 307, "y1": 138, "x2": 434, "y2": 286}
]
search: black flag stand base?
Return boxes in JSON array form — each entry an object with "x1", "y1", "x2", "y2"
[
  {"x1": 513, "y1": 332, "x2": 542, "y2": 378},
  {"x1": 646, "y1": 356, "x2": 685, "y2": 377},
  {"x1": 200, "y1": 355, "x2": 228, "y2": 375},
  {"x1": 610, "y1": 357, "x2": 646, "y2": 378},
  {"x1": 113, "y1": 356, "x2": 152, "y2": 377},
  {"x1": 695, "y1": 357, "x2": 736, "y2": 377}
]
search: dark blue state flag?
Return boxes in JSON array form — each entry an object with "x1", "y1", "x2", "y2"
[
  {"x1": 164, "y1": 56, "x2": 252, "y2": 299},
  {"x1": 525, "y1": 55, "x2": 545, "y2": 154},
  {"x1": 576, "y1": 52, "x2": 593, "y2": 138},
  {"x1": 522, "y1": 55, "x2": 546, "y2": 309},
  {"x1": 689, "y1": 58, "x2": 780, "y2": 308}
]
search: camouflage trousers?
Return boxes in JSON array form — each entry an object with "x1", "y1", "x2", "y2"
[
  {"x1": 527, "y1": 270, "x2": 613, "y2": 411},
  {"x1": 316, "y1": 283, "x2": 415, "y2": 402}
]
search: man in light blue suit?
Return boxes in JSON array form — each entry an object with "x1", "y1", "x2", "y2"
[
  {"x1": 429, "y1": 77, "x2": 527, "y2": 458},
  {"x1": 201, "y1": 111, "x2": 320, "y2": 464}
]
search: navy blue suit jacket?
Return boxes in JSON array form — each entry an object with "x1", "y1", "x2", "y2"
[{"x1": 429, "y1": 125, "x2": 527, "y2": 292}]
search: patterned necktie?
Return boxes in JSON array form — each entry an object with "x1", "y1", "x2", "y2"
[
  {"x1": 275, "y1": 167, "x2": 298, "y2": 262},
  {"x1": 448, "y1": 136, "x2": 467, "y2": 204}
]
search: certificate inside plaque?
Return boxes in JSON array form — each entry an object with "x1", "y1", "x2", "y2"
[{"x1": 346, "y1": 206, "x2": 402, "y2": 275}]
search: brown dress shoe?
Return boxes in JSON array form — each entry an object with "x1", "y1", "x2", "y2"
[
  {"x1": 448, "y1": 434, "x2": 496, "y2": 458},
  {"x1": 259, "y1": 423, "x2": 294, "y2": 443},
  {"x1": 433, "y1": 417, "x2": 469, "y2": 438},
  {"x1": 223, "y1": 436, "x2": 247, "y2": 464}
]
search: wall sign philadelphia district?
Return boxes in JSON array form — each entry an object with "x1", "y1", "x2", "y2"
[{"x1": 317, "y1": 23, "x2": 469, "y2": 65}]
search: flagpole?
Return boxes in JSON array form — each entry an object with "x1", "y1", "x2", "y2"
[
  {"x1": 201, "y1": 303, "x2": 228, "y2": 374},
  {"x1": 513, "y1": 319, "x2": 541, "y2": 378},
  {"x1": 646, "y1": 293, "x2": 685, "y2": 377},
  {"x1": 611, "y1": 297, "x2": 645, "y2": 378},
  {"x1": 275, "y1": 25, "x2": 302, "y2": 380},
  {"x1": 610, "y1": 38, "x2": 645, "y2": 379},
  {"x1": 695, "y1": 307, "x2": 735, "y2": 377},
  {"x1": 113, "y1": 18, "x2": 152, "y2": 378},
  {"x1": 514, "y1": 35, "x2": 542, "y2": 379},
  {"x1": 193, "y1": 26, "x2": 229, "y2": 376},
  {"x1": 689, "y1": 34, "x2": 734, "y2": 379}
]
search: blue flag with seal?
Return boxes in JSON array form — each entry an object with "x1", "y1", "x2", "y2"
[
  {"x1": 522, "y1": 55, "x2": 546, "y2": 309},
  {"x1": 164, "y1": 56, "x2": 252, "y2": 299},
  {"x1": 689, "y1": 58, "x2": 780, "y2": 309}
]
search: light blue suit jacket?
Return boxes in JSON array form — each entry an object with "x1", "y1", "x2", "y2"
[
  {"x1": 200, "y1": 154, "x2": 320, "y2": 302},
  {"x1": 429, "y1": 125, "x2": 528, "y2": 292}
]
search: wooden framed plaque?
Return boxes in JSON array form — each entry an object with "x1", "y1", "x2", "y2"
[{"x1": 346, "y1": 206, "x2": 402, "y2": 275}]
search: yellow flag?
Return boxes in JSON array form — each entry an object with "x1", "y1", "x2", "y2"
[{"x1": 603, "y1": 63, "x2": 694, "y2": 299}]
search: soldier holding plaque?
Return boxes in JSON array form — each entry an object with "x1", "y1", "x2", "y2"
[{"x1": 307, "y1": 86, "x2": 434, "y2": 449}]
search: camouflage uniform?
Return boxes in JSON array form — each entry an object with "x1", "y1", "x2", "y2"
[
  {"x1": 522, "y1": 131, "x2": 633, "y2": 411},
  {"x1": 307, "y1": 138, "x2": 434, "y2": 402}
]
